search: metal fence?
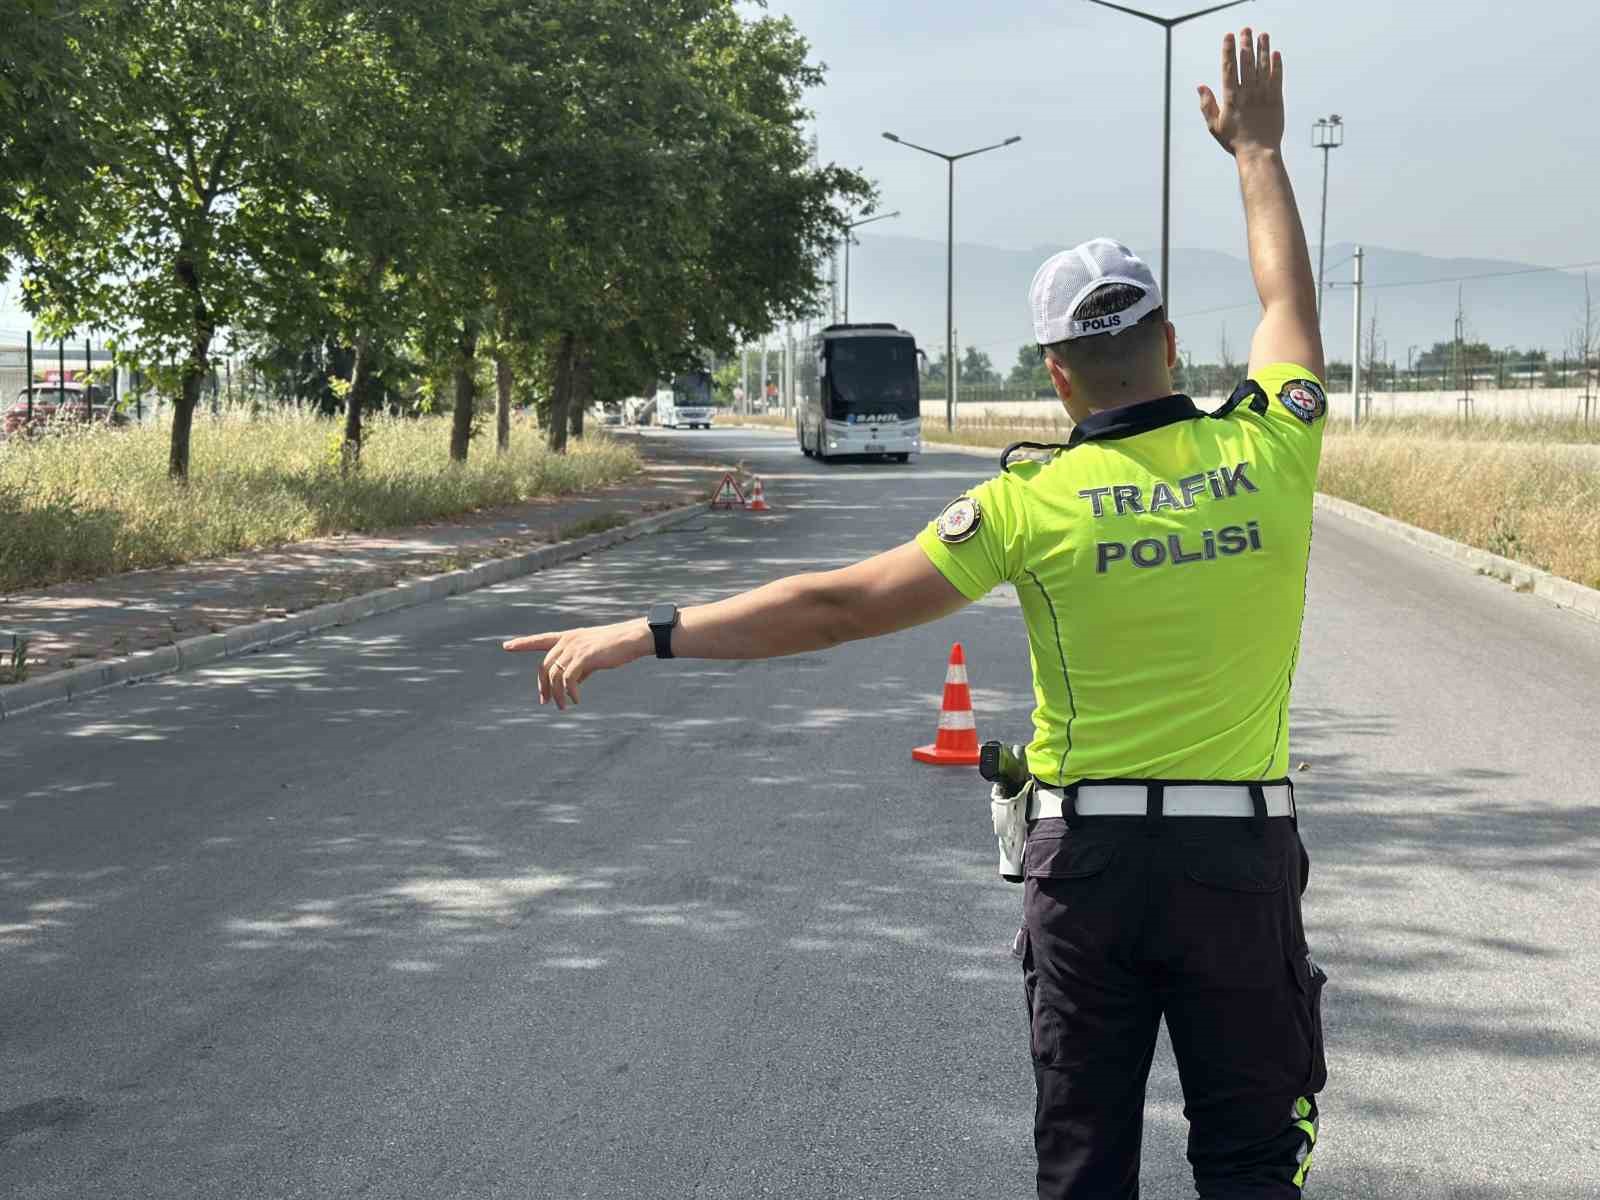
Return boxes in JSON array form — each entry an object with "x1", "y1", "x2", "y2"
[
  {"x1": 0, "y1": 333, "x2": 122, "y2": 420},
  {"x1": 0, "y1": 330, "x2": 257, "y2": 426}
]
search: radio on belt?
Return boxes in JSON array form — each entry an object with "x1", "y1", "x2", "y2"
[{"x1": 979, "y1": 739, "x2": 1031, "y2": 883}]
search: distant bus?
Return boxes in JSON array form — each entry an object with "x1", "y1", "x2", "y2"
[
  {"x1": 795, "y1": 323, "x2": 921, "y2": 462},
  {"x1": 656, "y1": 370, "x2": 716, "y2": 429}
]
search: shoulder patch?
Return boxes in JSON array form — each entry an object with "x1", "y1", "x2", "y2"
[
  {"x1": 935, "y1": 496, "x2": 983, "y2": 544},
  {"x1": 1278, "y1": 378, "x2": 1326, "y2": 424}
]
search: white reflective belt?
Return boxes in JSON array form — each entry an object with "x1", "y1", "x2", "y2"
[{"x1": 1029, "y1": 783, "x2": 1294, "y2": 820}]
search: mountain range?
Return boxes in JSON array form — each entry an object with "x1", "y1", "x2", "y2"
[
  {"x1": 6, "y1": 238, "x2": 1593, "y2": 370},
  {"x1": 836, "y1": 235, "x2": 1597, "y2": 370}
]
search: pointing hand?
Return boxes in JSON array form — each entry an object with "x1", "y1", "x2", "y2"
[
  {"x1": 1198, "y1": 28, "x2": 1285, "y2": 159},
  {"x1": 502, "y1": 619, "x2": 653, "y2": 710}
]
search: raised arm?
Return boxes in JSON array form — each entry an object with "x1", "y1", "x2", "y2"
[
  {"x1": 502, "y1": 542, "x2": 969, "y2": 709},
  {"x1": 1198, "y1": 28, "x2": 1325, "y2": 381}
]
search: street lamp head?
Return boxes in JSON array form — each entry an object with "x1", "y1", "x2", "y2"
[
  {"x1": 1003, "y1": 136, "x2": 1022, "y2": 145},
  {"x1": 881, "y1": 132, "x2": 900, "y2": 143},
  {"x1": 1312, "y1": 115, "x2": 1344, "y2": 150}
]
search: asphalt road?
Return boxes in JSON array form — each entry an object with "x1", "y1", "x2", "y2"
[{"x1": 4, "y1": 427, "x2": 1598, "y2": 1199}]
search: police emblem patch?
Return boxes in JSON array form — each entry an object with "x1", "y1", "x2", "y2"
[
  {"x1": 936, "y1": 496, "x2": 983, "y2": 543},
  {"x1": 1279, "y1": 379, "x2": 1327, "y2": 424}
]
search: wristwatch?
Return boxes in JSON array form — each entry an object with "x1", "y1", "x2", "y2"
[{"x1": 647, "y1": 603, "x2": 680, "y2": 660}]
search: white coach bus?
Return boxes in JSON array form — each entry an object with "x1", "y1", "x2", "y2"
[
  {"x1": 795, "y1": 323, "x2": 922, "y2": 463},
  {"x1": 655, "y1": 370, "x2": 716, "y2": 429}
]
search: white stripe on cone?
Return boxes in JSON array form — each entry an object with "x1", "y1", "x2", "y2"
[
  {"x1": 938, "y1": 709, "x2": 976, "y2": 730},
  {"x1": 945, "y1": 665, "x2": 969, "y2": 685}
]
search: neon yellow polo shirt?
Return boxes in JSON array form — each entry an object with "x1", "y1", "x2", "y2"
[{"x1": 916, "y1": 363, "x2": 1327, "y2": 784}]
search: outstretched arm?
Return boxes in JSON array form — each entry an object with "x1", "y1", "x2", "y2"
[
  {"x1": 1198, "y1": 28, "x2": 1325, "y2": 381},
  {"x1": 502, "y1": 541, "x2": 969, "y2": 708}
]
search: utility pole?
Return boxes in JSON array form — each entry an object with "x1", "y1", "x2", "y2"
[
  {"x1": 1085, "y1": 0, "x2": 1253, "y2": 309},
  {"x1": 1365, "y1": 302, "x2": 1380, "y2": 422},
  {"x1": 1350, "y1": 246, "x2": 1363, "y2": 427},
  {"x1": 1312, "y1": 115, "x2": 1344, "y2": 319},
  {"x1": 841, "y1": 210, "x2": 900, "y2": 325},
  {"x1": 759, "y1": 338, "x2": 769, "y2": 417},
  {"x1": 882, "y1": 131, "x2": 1021, "y2": 430},
  {"x1": 1454, "y1": 286, "x2": 1472, "y2": 422},
  {"x1": 1585, "y1": 271, "x2": 1594, "y2": 426}
]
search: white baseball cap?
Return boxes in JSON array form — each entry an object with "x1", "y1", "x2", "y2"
[{"x1": 1029, "y1": 238, "x2": 1165, "y2": 344}]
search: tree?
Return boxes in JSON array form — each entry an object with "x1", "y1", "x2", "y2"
[
  {"x1": 10, "y1": 1, "x2": 344, "y2": 480},
  {"x1": 1008, "y1": 344, "x2": 1052, "y2": 391},
  {"x1": 295, "y1": 0, "x2": 501, "y2": 467},
  {"x1": 520, "y1": 2, "x2": 870, "y2": 451},
  {"x1": 961, "y1": 345, "x2": 998, "y2": 385},
  {"x1": 0, "y1": 2, "x2": 100, "y2": 276}
]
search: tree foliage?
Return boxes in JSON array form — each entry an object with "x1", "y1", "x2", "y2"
[{"x1": 1, "y1": 0, "x2": 868, "y2": 474}]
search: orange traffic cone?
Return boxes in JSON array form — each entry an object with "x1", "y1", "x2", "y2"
[
  {"x1": 744, "y1": 477, "x2": 771, "y2": 512},
  {"x1": 912, "y1": 643, "x2": 981, "y2": 766}
]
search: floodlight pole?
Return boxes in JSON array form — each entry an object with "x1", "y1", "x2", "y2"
[
  {"x1": 842, "y1": 210, "x2": 901, "y2": 324},
  {"x1": 1312, "y1": 115, "x2": 1344, "y2": 318},
  {"x1": 882, "y1": 133, "x2": 1021, "y2": 430},
  {"x1": 1085, "y1": 0, "x2": 1253, "y2": 311}
]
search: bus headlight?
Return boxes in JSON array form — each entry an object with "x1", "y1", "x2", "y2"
[{"x1": 828, "y1": 440, "x2": 838, "y2": 449}]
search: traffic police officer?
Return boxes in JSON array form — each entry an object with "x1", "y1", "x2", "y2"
[{"x1": 506, "y1": 27, "x2": 1326, "y2": 1199}]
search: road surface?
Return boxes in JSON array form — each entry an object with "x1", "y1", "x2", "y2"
[{"x1": 4, "y1": 427, "x2": 1598, "y2": 1198}]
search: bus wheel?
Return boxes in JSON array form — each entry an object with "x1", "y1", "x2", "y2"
[{"x1": 894, "y1": 453, "x2": 910, "y2": 463}]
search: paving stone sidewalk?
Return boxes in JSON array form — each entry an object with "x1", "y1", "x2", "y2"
[{"x1": 0, "y1": 434, "x2": 730, "y2": 682}]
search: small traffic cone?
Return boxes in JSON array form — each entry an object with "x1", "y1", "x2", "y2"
[
  {"x1": 744, "y1": 477, "x2": 771, "y2": 512},
  {"x1": 912, "y1": 643, "x2": 981, "y2": 766}
]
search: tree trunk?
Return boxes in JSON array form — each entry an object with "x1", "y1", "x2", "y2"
[
  {"x1": 170, "y1": 244, "x2": 213, "y2": 482},
  {"x1": 569, "y1": 342, "x2": 592, "y2": 441},
  {"x1": 449, "y1": 321, "x2": 478, "y2": 463},
  {"x1": 169, "y1": 353, "x2": 205, "y2": 481},
  {"x1": 494, "y1": 347, "x2": 513, "y2": 452},
  {"x1": 546, "y1": 331, "x2": 575, "y2": 454},
  {"x1": 343, "y1": 332, "x2": 374, "y2": 472}
]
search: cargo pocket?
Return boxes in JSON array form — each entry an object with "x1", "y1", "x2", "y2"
[{"x1": 1293, "y1": 951, "x2": 1329, "y2": 1095}]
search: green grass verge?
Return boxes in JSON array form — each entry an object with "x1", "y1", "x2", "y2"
[{"x1": 0, "y1": 410, "x2": 642, "y2": 592}]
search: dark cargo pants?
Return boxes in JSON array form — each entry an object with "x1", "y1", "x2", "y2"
[{"x1": 1018, "y1": 806, "x2": 1327, "y2": 1199}]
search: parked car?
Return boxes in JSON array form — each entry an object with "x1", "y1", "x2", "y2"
[{"x1": 3, "y1": 383, "x2": 126, "y2": 438}]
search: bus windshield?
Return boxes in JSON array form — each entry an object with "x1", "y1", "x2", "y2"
[
  {"x1": 827, "y1": 338, "x2": 919, "y2": 421},
  {"x1": 672, "y1": 373, "x2": 712, "y2": 407}
]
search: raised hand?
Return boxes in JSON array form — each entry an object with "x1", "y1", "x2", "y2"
[{"x1": 1198, "y1": 28, "x2": 1284, "y2": 158}]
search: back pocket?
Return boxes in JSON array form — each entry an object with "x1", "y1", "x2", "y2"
[
  {"x1": 1183, "y1": 842, "x2": 1285, "y2": 894},
  {"x1": 1024, "y1": 831, "x2": 1119, "y2": 879}
]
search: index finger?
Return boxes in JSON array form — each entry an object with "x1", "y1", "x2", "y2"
[
  {"x1": 502, "y1": 632, "x2": 560, "y2": 653},
  {"x1": 1219, "y1": 32, "x2": 1240, "y2": 96}
]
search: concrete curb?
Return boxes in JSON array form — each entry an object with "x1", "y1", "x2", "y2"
[
  {"x1": 1313, "y1": 493, "x2": 1600, "y2": 623},
  {"x1": 931, "y1": 440, "x2": 1600, "y2": 623},
  {"x1": 0, "y1": 501, "x2": 706, "y2": 724}
]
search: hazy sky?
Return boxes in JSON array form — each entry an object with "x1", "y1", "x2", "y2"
[{"x1": 759, "y1": 0, "x2": 1600, "y2": 270}]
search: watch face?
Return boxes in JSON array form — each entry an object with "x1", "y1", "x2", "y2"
[{"x1": 648, "y1": 603, "x2": 678, "y2": 628}]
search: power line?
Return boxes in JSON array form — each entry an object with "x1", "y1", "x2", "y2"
[
  {"x1": 1177, "y1": 255, "x2": 1600, "y2": 321},
  {"x1": 1365, "y1": 257, "x2": 1600, "y2": 291}
]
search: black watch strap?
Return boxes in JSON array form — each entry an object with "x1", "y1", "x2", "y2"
[{"x1": 647, "y1": 603, "x2": 679, "y2": 660}]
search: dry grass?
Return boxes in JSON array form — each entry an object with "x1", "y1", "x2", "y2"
[
  {"x1": 720, "y1": 410, "x2": 1600, "y2": 590},
  {"x1": 1319, "y1": 425, "x2": 1600, "y2": 589},
  {"x1": 0, "y1": 409, "x2": 642, "y2": 591}
]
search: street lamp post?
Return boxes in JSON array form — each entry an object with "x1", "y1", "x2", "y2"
[
  {"x1": 842, "y1": 210, "x2": 900, "y2": 324},
  {"x1": 881, "y1": 132, "x2": 1021, "y2": 430},
  {"x1": 1312, "y1": 114, "x2": 1344, "y2": 318},
  {"x1": 1085, "y1": 0, "x2": 1253, "y2": 311}
]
